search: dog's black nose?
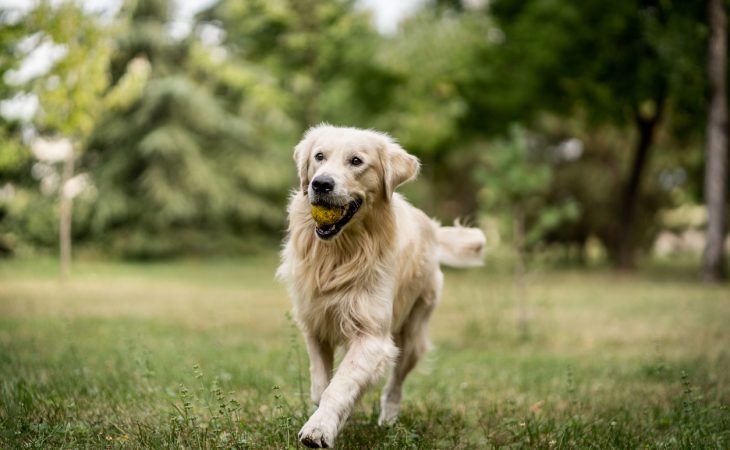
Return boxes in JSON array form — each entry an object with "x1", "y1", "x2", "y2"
[{"x1": 311, "y1": 176, "x2": 335, "y2": 193}]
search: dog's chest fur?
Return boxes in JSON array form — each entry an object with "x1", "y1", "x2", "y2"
[
  {"x1": 279, "y1": 194, "x2": 443, "y2": 347},
  {"x1": 278, "y1": 193, "x2": 399, "y2": 344}
]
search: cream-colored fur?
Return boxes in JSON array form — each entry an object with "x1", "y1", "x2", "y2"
[{"x1": 277, "y1": 125, "x2": 485, "y2": 448}]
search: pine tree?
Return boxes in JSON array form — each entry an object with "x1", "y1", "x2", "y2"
[{"x1": 86, "y1": 0, "x2": 283, "y2": 258}]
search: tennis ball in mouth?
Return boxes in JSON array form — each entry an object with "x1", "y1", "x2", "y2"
[{"x1": 311, "y1": 204, "x2": 346, "y2": 226}]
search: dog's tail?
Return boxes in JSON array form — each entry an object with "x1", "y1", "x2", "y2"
[{"x1": 435, "y1": 221, "x2": 486, "y2": 268}]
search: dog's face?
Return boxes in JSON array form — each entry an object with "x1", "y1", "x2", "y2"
[{"x1": 293, "y1": 125, "x2": 420, "y2": 240}]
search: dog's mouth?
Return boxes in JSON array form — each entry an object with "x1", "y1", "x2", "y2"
[{"x1": 313, "y1": 198, "x2": 362, "y2": 240}]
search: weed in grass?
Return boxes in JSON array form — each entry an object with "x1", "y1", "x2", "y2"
[
  {"x1": 285, "y1": 311, "x2": 309, "y2": 417},
  {"x1": 165, "y1": 364, "x2": 252, "y2": 449}
]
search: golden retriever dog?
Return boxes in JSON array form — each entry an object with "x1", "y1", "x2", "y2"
[{"x1": 277, "y1": 125, "x2": 485, "y2": 448}]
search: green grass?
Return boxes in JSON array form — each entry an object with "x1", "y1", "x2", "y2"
[{"x1": 0, "y1": 256, "x2": 728, "y2": 449}]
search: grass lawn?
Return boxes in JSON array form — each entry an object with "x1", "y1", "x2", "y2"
[{"x1": 0, "y1": 255, "x2": 728, "y2": 449}]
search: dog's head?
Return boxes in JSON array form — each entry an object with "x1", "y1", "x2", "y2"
[{"x1": 293, "y1": 124, "x2": 420, "y2": 240}]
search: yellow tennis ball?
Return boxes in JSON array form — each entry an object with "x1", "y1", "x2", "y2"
[{"x1": 311, "y1": 204, "x2": 346, "y2": 226}]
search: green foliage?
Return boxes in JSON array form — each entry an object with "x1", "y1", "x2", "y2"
[
  {"x1": 479, "y1": 127, "x2": 551, "y2": 206},
  {"x1": 0, "y1": 126, "x2": 27, "y2": 177},
  {"x1": 476, "y1": 126, "x2": 579, "y2": 247},
  {"x1": 0, "y1": 11, "x2": 25, "y2": 97},
  {"x1": 0, "y1": 17, "x2": 27, "y2": 204},
  {"x1": 24, "y1": 1, "x2": 111, "y2": 140},
  {"x1": 473, "y1": 0, "x2": 708, "y2": 262},
  {"x1": 110, "y1": 0, "x2": 183, "y2": 82},
  {"x1": 489, "y1": 0, "x2": 706, "y2": 129},
  {"x1": 0, "y1": 1, "x2": 112, "y2": 256},
  {"x1": 0, "y1": 0, "x2": 716, "y2": 263},
  {"x1": 85, "y1": 0, "x2": 288, "y2": 258},
  {"x1": 88, "y1": 77, "x2": 283, "y2": 257},
  {"x1": 202, "y1": 0, "x2": 394, "y2": 128},
  {"x1": 375, "y1": 12, "x2": 492, "y2": 157}
]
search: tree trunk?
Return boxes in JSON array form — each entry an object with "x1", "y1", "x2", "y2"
[
  {"x1": 513, "y1": 206, "x2": 528, "y2": 340},
  {"x1": 703, "y1": 0, "x2": 728, "y2": 282},
  {"x1": 612, "y1": 102, "x2": 663, "y2": 269},
  {"x1": 59, "y1": 150, "x2": 75, "y2": 280}
]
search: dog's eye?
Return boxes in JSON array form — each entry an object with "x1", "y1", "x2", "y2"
[
  {"x1": 314, "y1": 152, "x2": 324, "y2": 161},
  {"x1": 350, "y1": 156, "x2": 363, "y2": 166}
]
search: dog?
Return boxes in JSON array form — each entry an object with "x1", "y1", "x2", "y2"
[{"x1": 277, "y1": 125, "x2": 485, "y2": 448}]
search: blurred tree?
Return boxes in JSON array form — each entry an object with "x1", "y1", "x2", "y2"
[
  {"x1": 0, "y1": 8, "x2": 34, "y2": 254},
  {"x1": 1, "y1": 0, "x2": 717, "y2": 267},
  {"x1": 373, "y1": 9, "x2": 494, "y2": 217},
  {"x1": 29, "y1": 3, "x2": 110, "y2": 141},
  {"x1": 703, "y1": 0, "x2": 728, "y2": 282},
  {"x1": 476, "y1": 126, "x2": 579, "y2": 338},
  {"x1": 86, "y1": 0, "x2": 285, "y2": 258},
  {"x1": 36, "y1": 2, "x2": 110, "y2": 278},
  {"x1": 0, "y1": 2, "x2": 111, "y2": 275},
  {"x1": 200, "y1": 0, "x2": 395, "y2": 131},
  {"x1": 486, "y1": 0, "x2": 707, "y2": 268},
  {"x1": 0, "y1": 12, "x2": 27, "y2": 167}
]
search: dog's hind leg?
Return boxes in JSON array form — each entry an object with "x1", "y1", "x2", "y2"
[
  {"x1": 305, "y1": 334, "x2": 334, "y2": 406},
  {"x1": 378, "y1": 270, "x2": 442, "y2": 426}
]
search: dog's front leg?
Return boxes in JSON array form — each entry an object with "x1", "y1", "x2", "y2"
[
  {"x1": 305, "y1": 334, "x2": 333, "y2": 406},
  {"x1": 298, "y1": 335, "x2": 397, "y2": 448}
]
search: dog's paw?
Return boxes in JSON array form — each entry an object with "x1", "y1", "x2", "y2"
[
  {"x1": 299, "y1": 416, "x2": 336, "y2": 448},
  {"x1": 377, "y1": 401, "x2": 400, "y2": 427}
]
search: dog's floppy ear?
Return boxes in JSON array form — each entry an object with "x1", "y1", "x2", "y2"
[
  {"x1": 381, "y1": 141, "x2": 420, "y2": 201},
  {"x1": 293, "y1": 130, "x2": 316, "y2": 193}
]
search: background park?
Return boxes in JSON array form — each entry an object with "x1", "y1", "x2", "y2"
[{"x1": 0, "y1": 0, "x2": 729, "y2": 448}]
